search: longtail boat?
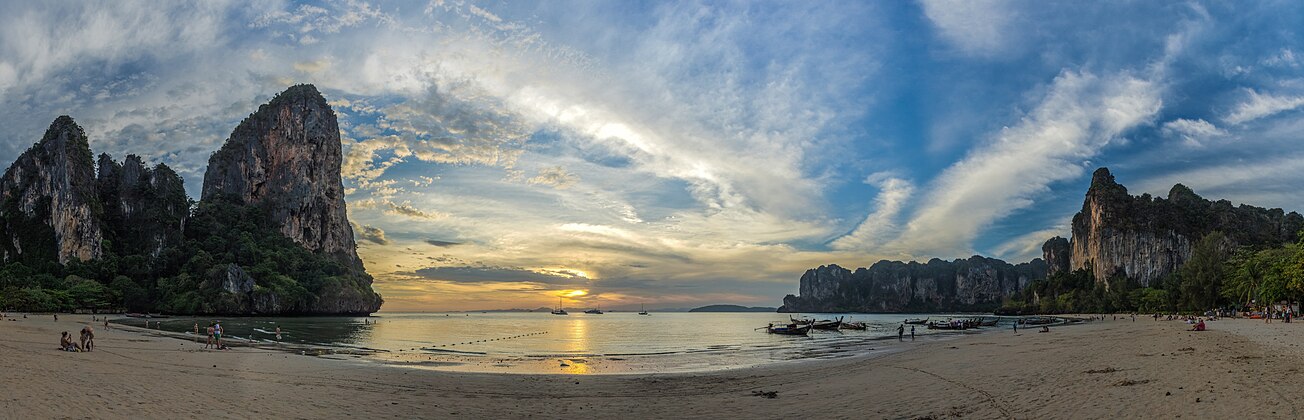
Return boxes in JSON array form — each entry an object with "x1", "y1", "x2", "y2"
[{"x1": 760, "y1": 323, "x2": 812, "y2": 336}]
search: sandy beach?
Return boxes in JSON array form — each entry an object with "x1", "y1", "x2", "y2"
[{"x1": 1, "y1": 314, "x2": 1300, "y2": 419}]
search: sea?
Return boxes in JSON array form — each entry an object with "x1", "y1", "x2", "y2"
[{"x1": 114, "y1": 312, "x2": 1017, "y2": 374}]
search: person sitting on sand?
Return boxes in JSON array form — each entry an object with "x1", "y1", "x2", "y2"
[
  {"x1": 1191, "y1": 319, "x2": 1206, "y2": 331},
  {"x1": 1039, "y1": 326, "x2": 1050, "y2": 333},
  {"x1": 80, "y1": 326, "x2": 95, "y2": 352},
  {"x1": 60, "y1": 331, "x2": 79, "y2": 352}
]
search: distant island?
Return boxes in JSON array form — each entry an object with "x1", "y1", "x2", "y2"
[{"x1": 689, "y1": 304, "x2": 777, "y2": 312}]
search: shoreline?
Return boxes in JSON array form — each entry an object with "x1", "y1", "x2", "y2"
[
  {"x1": 7, "y1": 312, "x2": 1293, "y2": 418},
  {"x1": 109, "y1": 313, "x2": 1028, "y2": 376}
]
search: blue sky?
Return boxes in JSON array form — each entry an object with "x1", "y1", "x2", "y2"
[{"x1": 2, "y1": 1, "x2": 1304, "y2": 310}]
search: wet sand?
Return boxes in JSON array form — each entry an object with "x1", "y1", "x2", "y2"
[{"x1": 1, "y1": 313, "x2": 1299, "y2": 419}]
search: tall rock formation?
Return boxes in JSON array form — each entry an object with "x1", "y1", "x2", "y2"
[
  {"x1": 97, "y1": 153, "x2": 189, "y2": 258},
  {"x1": 202, "y1": 84, "x2": 361, "y2": 270},
  {"x1": 0, "y1": 116, "x2": 103, "y2": 264},
  {"x1": 779, "y1": 256, "x2": 1047, "y2": 313},
  {"x1": 1063, "y1": 167, "x2": 1302, "y2": 286},
  {"x1": 1042, "y1": 236, "x2": 1070, "y2": 276},
  {"x1": 201, "y1": 84, "x2": 381, "y2": 314}
]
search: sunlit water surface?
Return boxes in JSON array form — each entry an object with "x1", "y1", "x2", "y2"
[{"x1": 117, "y1": 312, "x2": 1012, "y2": 374}]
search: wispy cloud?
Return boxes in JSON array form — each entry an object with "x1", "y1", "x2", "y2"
[
  {"x1": 919, "y1": 0, "x2": 1013, "y2": 56},
  {"x1": 1161, "y1": 118, "x2": 1227, "y2": 147},
  {"x1": 527, "y1": 166, "x2": 579, "y2": 189},
  {"x1": 831, "y1": 173, "x2": 914, "y2": 252},
  {"x1": 887, "y1": 70, "x2": 1163, "y2": 258},
  {"x1": 1224, "y1": 89, "x2": 1304, "y2": 125}
]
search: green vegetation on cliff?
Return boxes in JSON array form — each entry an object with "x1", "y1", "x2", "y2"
[
  {"x1": 0, "y1": 194, "x2": 375, "y2": 313},
  {"x1": 1000, "y1": 230, "x2": 1304, "y2": 315}
]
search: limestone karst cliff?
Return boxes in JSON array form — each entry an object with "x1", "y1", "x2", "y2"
[
  {"x1": 0, "y1": 116, "x2": 104, "y2": 265},
  {"x1": 1051, "y1": 168, "x2": 1302, "y2": 286},
  {"x1": 199, "y1": 84, "x2": 381, "y2": 314},
  {"x1": 0, "y1": 86, "x2": 382, "y2": 315},
  {"x1": 779, "y1": 256, "x2": 1047, "y2": 313},
  {"x1": 202, "y1": 84, "x2": 361, "y2": 271},
  {"x1": 97, "y1": 153, "x2": 189, "y2": 259}
]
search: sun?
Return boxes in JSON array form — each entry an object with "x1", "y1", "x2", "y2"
[{"x1": 562, "y1": 290, "x2": 588, "y2": 298}]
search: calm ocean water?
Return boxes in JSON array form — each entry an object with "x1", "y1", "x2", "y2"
[{"x1": 117, "y1": 312, "x2": 1012, "y2": 374}]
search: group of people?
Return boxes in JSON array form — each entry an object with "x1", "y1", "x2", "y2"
[
  {"x1": 896, "y1": 324, "x2": 916, "y2": 340},
  {"x1": 202, "y1": 322, "x2": 226, "y2": 350},
  {"x1": 59, "y1": 326, "x2": 95, "y2": 352}
]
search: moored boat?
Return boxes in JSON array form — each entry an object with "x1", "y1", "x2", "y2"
[
  {"x1": 761, "y1": 323, "x2": 812, "y2": 336},
  {"x1": 840, "y1": 321, "x2": 868, "y2": 330},
  {"x1": 903, "y1": 318, "x2": 928, "y2": 325}
]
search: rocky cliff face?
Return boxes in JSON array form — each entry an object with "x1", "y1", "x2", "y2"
[
  {"x1": 201, "y1": 84, "x2": 381, "y2": 314},
  {"x1": 98, "y1": 154, "x2": 189, "y2": 258},
  {"x1": 202, "y1": 84, "x2": 360, "y2": 270},
  {"x1": 1061, "y1": 168, "x2": 1302, "y2": 286},
  {"x1": 0, "y1": 116, "x2": 103, "y2": 264},
  {"x1": 1042, "y1": 236, "x2": 1070, "y2": 277},
  {"x1": 779, "y1": 256, "x2": 1046, "y2": 313}
]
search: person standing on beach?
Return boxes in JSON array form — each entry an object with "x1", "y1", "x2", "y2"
[
  {"x1": 80, "y1": 326, "x2": 95, "y2": 351},
  {"x1": 205, "y1": 324, "x2": 215, "y2": 349},
  {"x1": 897, "y1": 324, "x2": 904, "y2": 341},
  {"x1": 275, "y1": 326, "x2": 282, "y2": 341},
  {"x1": 910, "y1": 326, "x2": 916, "y2": 340},
  {"x1": 214, "y1": 322, "x2": 224, "y2": 349}
]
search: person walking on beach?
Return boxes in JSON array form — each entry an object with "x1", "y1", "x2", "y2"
[
  {"x1": 275, "y1": 326, "x2": 282, "y2": 342},
  {"x1": 910, "y1": 326, "x2": 916, "y2": 340},
  {"x1": 897, "y1": 324, "x2": 904, "y2": 341}
]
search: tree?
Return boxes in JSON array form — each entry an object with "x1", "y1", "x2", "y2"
[{"x1": 1179, "y1": 231, "x2": 1228, "y2": 311}]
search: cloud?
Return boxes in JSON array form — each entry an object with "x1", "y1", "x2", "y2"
[
  {"x1": 411, "y1": 266, "x2": 588, "y2": 285},
  {"x1": 293, "y1": 58, "x2": 331, "y2": 74},
  {"x1": 385, "y1": 201, "x2": 444, "y2": 220},
  {"x1": 919, "y1": 0, "x2": 1013, "y2": 56},
  {"x1": 357, "y1": 224, "x2": 389, "y2": 245},
  {"x1": 527, "y1": 166, "x2": 579, "y2": 189},
  {"x1": 1224, "y1": 89, "x2": 1304, "y2": 125},
  {"x1": 1161, "y1": 118, "x2": 1227, "y2": 147},
  {"x1": 425, "y1": 239, "x2": 462, "y2": 247},
  {"x1": 831, "y1": 173, "x2": 914, "y2": 251},
  {"x1": 989, "y1": 225, "x2": 1069, "y2": 263},
  {"x1": 887, "y1": 70, "x2": 1163, "y2": 258}
]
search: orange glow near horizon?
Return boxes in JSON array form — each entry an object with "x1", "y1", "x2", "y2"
[{"x1": 561, "y1": 289, "x2": 588, "y2": 298}]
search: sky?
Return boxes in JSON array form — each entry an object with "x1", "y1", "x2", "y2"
[{"x1": 2, "y1": 1, "x2": 1304, "y2": 311}]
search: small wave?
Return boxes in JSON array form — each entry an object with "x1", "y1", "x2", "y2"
[
  {"x1": 603, "y1": 351, "x2": 681, "y2": 357},
  {"x1": 422, "y1": 348, "x2": 487, "y2": 355},
  {"x1": 522, "y1": 353, "x2": 603, "y2": 358}
]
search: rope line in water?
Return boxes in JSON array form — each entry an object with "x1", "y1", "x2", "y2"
[{"x1": 398, "y1": 331, "x2": 549, "y2": 352}]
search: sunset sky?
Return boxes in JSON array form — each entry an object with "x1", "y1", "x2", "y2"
[{"x1": 2, "y1": 1, "x2": 1304, "y2": 311}]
